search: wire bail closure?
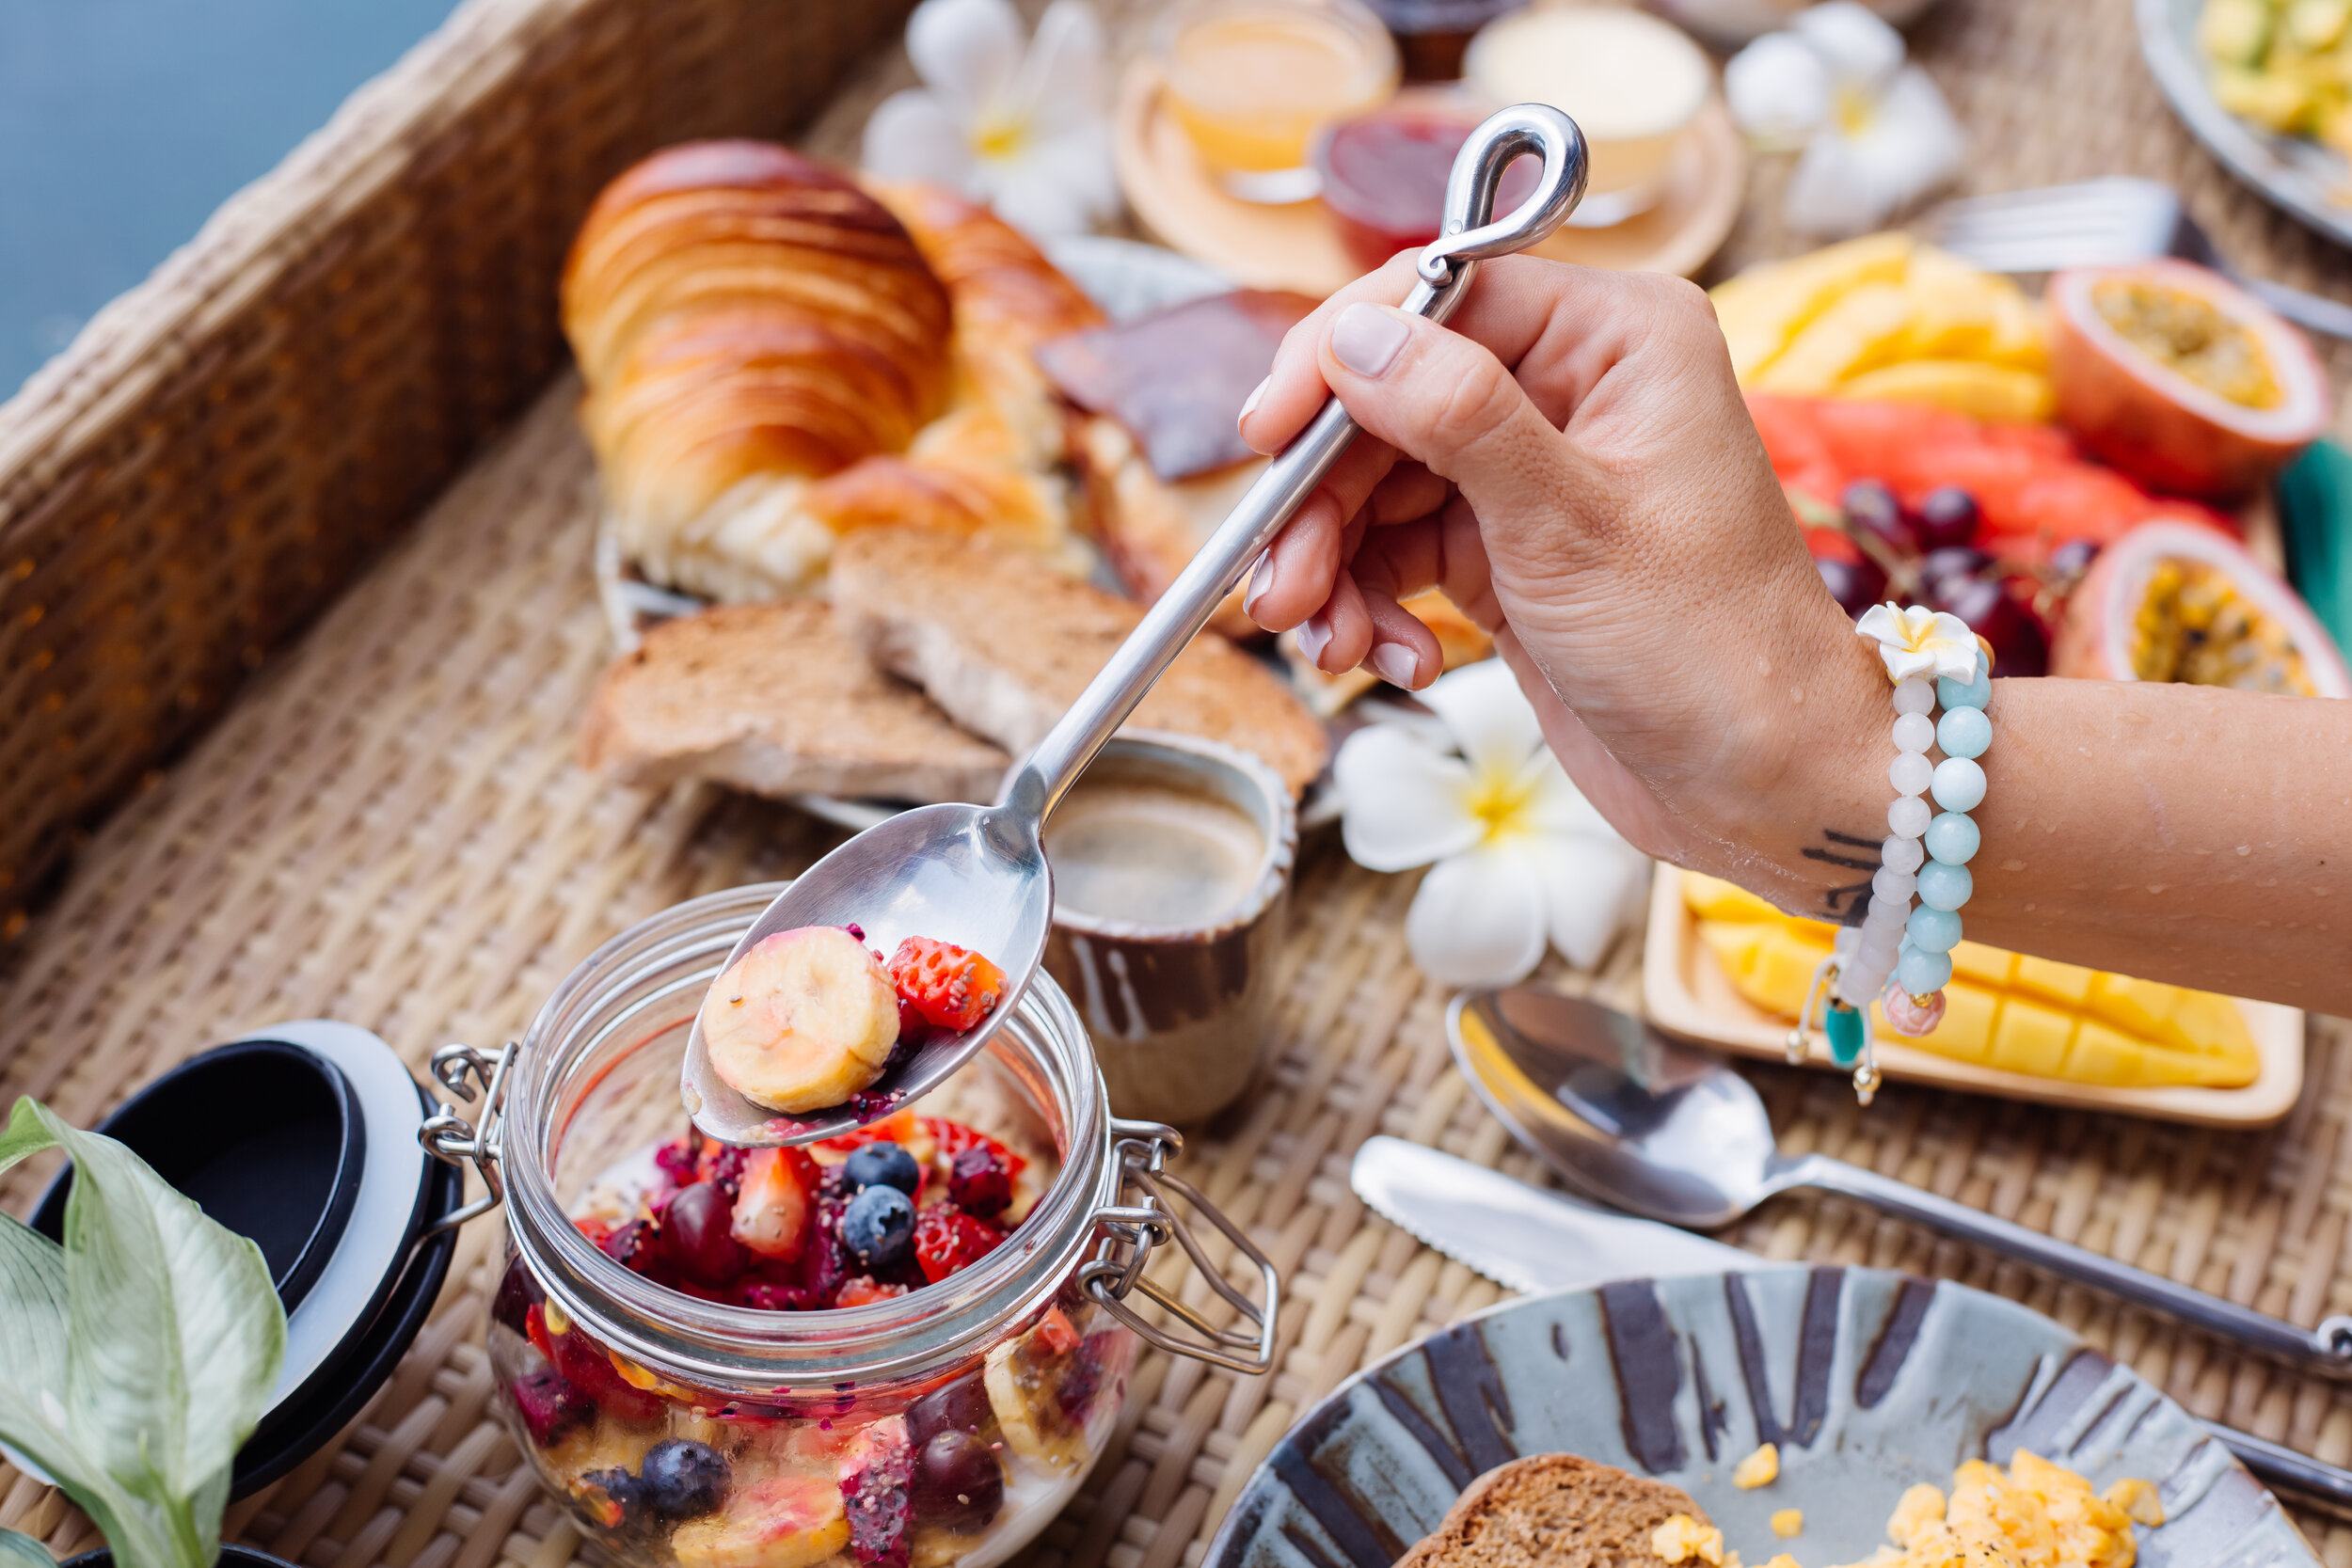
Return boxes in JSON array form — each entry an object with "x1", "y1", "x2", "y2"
[
  {"x1": 418, "y1": 1039, "x2": 515, "y2": 1237},
  {"x1": 1079, "y1": 1118, "x2": 1281, "y2": 1375}
]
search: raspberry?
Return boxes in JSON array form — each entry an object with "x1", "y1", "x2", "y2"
[
  {"x1": 914, "y1": 1208, "x2": 1003, "y2": 1284},
  {"x1": 946, "y1": 1146, "x2": 1011, "y2": 1216},
  {"x1": 923, "y1": 1117, "x2": 1026, "y2": 1182},
  {"x1": 887, "y1": 939, "x2": 1007, "y2": 1032},
  {"x1": 653, "y1": 1134, "x2": 701, "y2": 1187}
]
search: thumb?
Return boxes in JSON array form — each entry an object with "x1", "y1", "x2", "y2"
[{"x1": 1317, "y1": 302, "x2": 1579, "y2": 544}]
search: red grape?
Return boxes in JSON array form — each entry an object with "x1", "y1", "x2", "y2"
[
  {"x1": 914, "y1": 1431, "x2": 1004, "y2": 1531},
  {"x1": 663, "y1": 1182, "x2": 747, "y2": 1286},
  {"x1": 1914, "y1": 486, "x2": 1980, "y2": 551}
]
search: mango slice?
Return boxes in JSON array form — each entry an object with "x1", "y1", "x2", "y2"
[
  {"x1": 1709, "y1": 232, "x2": 1915, "y2": 384},
  {"x1": 1681, "y1": 873, "x2": 2259, "y2": 1088}
]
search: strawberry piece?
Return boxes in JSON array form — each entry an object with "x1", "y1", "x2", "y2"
[
  {"x1": 733, "y1": 1147, "x2": 821, "y2": 1263},
  {"x1": 921, "y1": 1117, "x2": 1026, "y2": 1182},
  {"x1": 836, "y1": 1418, "x2": 914, "y2": 1568},
  {"x1": 818, "y1": 1107, "x2": 923, "y2": 1159},
  {"x1": 887, "y1": 939, "x2": 1006, "y2": 1033},
  {"x1": 835, "y1": 1275, "x2": 911, "y2": 1308},
  {"x1": 913, "y1": 1209, "x2": 1004, "y2": 1284},
  {"x1": 526, "y1": 1302, "x2": 557, "y2": 1363}
]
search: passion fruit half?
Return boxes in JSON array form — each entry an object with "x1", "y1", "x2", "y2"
[
  {"x1": 2052, "y1": 519, "x2": 2352, "y2": 696},
  {"x1": 2047, "y1": 260, "x2": 2328, "y2": 499}
]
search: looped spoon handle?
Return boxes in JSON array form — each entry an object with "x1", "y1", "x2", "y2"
[
  {"x1": 995, "y1": 103, "x2": 1588, "y2": 824},
  {"x1": 1783, "y1": 1151, "x2": 2352, "y2": 1376}
]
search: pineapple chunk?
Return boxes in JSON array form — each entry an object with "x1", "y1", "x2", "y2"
[
  {"x1": 2201, "y1": 0, "x2": 2274, "y2": 62},
  {"x1": 2213, "y1": 64, "x2": 2319, "y2": 131},
  {"x1": 2287, "y1": 0, "x2": 2351, "y2": 51}
]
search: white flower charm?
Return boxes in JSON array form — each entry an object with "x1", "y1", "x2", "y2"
[
  {"x1": 1724, "y1": 1, "x2": 1964, "y2": 237},
  {"x1": 1333, "y1": 660, "x2": 1649, "y2": 988},
  {"x1": 1856, "y1": 601, "x2": 1980, "y2": 683},
  {"x1": 862, "y1": 0, "x2": 1120, "y2": 239}
]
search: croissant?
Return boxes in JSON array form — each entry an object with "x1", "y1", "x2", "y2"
[{"x1": 562, "y1": 141, "x2": 1104, "y2": 603}]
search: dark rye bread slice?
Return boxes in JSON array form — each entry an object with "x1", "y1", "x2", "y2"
[
  {"x1": 830, "y1": 526, "x2": 1328, "y2": 797},
  {"x1": 580, "y1": 601, "x2": 1009, "y2": 803},
  {"x1": 1396, "y1": 1455, "x2": 1706, "y2": 1568}
]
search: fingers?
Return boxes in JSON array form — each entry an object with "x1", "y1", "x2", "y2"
[
  {"x1": 1238, "y1": 254, "x2": 1427, "y2": 458},
  {"x1": 1243, "y1": 436, "x2": 1398, "y2": 631}
]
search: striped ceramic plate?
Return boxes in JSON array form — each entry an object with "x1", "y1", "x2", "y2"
[{"x1": 1205, "y1": 1265, "x2": 2314, "y2": 1568}]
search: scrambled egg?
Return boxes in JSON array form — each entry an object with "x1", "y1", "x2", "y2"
[
  {"x1": 1830, "y1": 1452, "x2": 2161, "y2": 1568},
  {"x1": 1647, "y1": 1453, "x2": 2159, "y2": 1568},
  {"x1": 1736, "y1": 1444, "x2": 1782, "y2": 1490}
]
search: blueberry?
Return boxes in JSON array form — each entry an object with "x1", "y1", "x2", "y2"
[
  {"x1": 842, "y1": 1184, "x2": 916, "y2": 1267},
  {"x1": 638, "y1": 1438, "x2": 730, "y2": 1522},
  {"x1": 845, "y1": 1141, "x2": 922, "y2": 1195},
  {"x1": 577, "y1": 1466, "x2": 646, "y2": 1531}
]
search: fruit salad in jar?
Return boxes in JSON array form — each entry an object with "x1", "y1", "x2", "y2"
[
  {"x1": 485, "y1": 927, "x2": 1136, "y2": 1568},
  {"x1": 488, "y1": 1098, "x2": 1135, "y2": 1568}
]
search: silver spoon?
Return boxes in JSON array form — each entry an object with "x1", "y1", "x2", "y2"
[
  {"x1": 1449, "y1": 986, "x2": 2352, "y2": 1378},
  {"x1": 679, "y1": 104, "x2": 1590, "y2": 1148}
]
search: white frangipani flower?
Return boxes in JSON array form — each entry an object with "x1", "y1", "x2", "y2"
[
  {"x1": 1856, "y1": 601, "x2": 1981, "y2": 682},
  {"x1": 1724, "y1": 1, "x2": 1963, "y2": 237},
  {"x1": 1333, "y1": 660, "x2": 1649, "y2": 988},
  {"x1": 862, "y1": 0, "x2": 1120, "y2": 239}
]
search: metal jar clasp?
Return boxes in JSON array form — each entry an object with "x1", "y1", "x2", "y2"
[
  {"x1": 1077, "y1": 1118, "x2": 1280, "y2": 1375},
  {"x1": 417, "y1": 1039, "x2": 515, "y2": 1238}
]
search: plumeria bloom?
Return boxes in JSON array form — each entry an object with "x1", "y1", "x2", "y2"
[
  {"x1": 1724, "y1": 1, "x2": 1964, "y2": 237},
  {"x1": 1333, "y1": 660, "x2": 1649, "y2": 988},
  {"x1": 862, "y1": 0, "x2": 1120, "y2": 238},
  {"x1": 1856, "y1": 601, "x2": 1981, "y2": 682}
]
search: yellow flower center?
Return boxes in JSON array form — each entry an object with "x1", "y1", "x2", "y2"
[
  {"x1": 1834, "y1": 83, "x2": 1877, "y2": 135},
  {"x1": 971, "y1": 112, "x2": 1027, "y2": 162},
  {"x1": 1465, "y1": 765, "x2": 1539, "y2": 842}
]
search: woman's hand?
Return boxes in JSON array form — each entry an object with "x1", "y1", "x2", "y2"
[{"x1": 1237, "y1": 253, "x2": 1886, "y2": 909}]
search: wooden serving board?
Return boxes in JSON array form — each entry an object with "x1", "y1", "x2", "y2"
[
  {"x1": 1641, "y1": 865, "x2": 2306, "y2": 1128},
  {"x1": 1112, "y1": 60, "x2": 1749, "y2": 294}
]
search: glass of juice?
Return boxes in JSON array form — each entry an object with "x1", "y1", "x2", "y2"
[{"x1": 1156, "y1": 0, "x2": 1402, "y2": 203}]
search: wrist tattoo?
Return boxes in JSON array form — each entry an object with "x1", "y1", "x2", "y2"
[{"x1": 1804, "y1": 829, "x2": 1882, "y2": 924}]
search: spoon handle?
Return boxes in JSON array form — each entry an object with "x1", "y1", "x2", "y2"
[
  {"x1": 1788, "y1": 1152, "x2": 2352, "y2": 1377},
  {"x1": 998, "y1": 104, "x2": 1587, "y2": 823}
]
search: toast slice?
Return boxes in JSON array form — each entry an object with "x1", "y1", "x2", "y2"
[
  {"x1": 830, "y1": 527, "x2": 1328, "y2": 796},
  {"x1": 1396, "y1": 1455, "x2": 1706, "y2": 1568},
  {"x1": 580, "y1": 601, "x2": 1009, "y2": 803}
]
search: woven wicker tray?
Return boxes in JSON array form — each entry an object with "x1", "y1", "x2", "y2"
[{"x1": 7, "y1": 0, "x2": 2352, "y2": 1566}]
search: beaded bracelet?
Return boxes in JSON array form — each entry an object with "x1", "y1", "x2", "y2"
[{"x1": 1790, "y1": 604, "x2": 1990, "y2": 1103}]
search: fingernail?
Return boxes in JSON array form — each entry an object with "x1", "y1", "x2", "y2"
[
  {"x1": 1244, "y1": 552, "x2": 1279, "y2": 618},
  {"x1": 1237, "y1": 375, "x2": 1269, "y2": 431},
  {"x1": 1331, "y1": 304, "x2": 1410, "y2": 378},
  {"x1": 1370, "y1": 641, "x2": 1420, "y2": 689},
  {"x1": 1295, "y1": 611, "x2": 1332, "y2": 665}
]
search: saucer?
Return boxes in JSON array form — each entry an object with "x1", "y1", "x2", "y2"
[{"x1": 1111, "y1": 63, "x2": 1748, "y2": 293}]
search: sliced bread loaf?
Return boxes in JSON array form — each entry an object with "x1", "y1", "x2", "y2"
[
  {"x1": 1396, "y1": 1455, "x2": 1707, "y2": 1568},
  {"x1": 580, "y1": 600, "x2": 1008, "y2": 803},
  {"x1": 830, "y1": 526, "x2": 1328, "y2": 796}
]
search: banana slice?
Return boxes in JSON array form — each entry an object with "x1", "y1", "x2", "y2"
[{"x1": 704, "y1": 927, "x2": 900, "y2": 1114}]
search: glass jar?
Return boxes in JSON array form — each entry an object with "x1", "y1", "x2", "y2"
[{"x1": 422, "y1": 884, "x2": 1277, "y2": 1568}]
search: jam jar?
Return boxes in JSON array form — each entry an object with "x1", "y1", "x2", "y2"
[{"x1": 422, "y1": 884, "x2": 1278, "y2": 1568}]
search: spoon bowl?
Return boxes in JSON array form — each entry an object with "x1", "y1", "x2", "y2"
[
  {"x1": 679, "y1": 803, "x2": 1052, "y2": 1145},
  {"x1": 1448, "y1": 984, "x2": 2352, "y2": 1376},
  {"x1": 680, "y1": 103, "x2": 1591, "y2": 1148}
]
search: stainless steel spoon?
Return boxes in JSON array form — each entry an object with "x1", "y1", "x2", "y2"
[
  {"x1": 1449, "y1": 986, "x2": 2352, "y2": 1378},
  {"x1": 679, "y1": 104, "x2": 1591, "y2": 1147}
]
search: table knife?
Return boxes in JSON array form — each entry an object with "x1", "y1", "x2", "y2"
[{"x1": 1349, "y1": 1134, "x2": 2352, "y2": 1522}]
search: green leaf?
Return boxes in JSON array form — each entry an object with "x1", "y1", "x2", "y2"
[
  {"x1": 0, "y1": 1528, "x2": 57, "y2": 1568},
  {"x1": 0, "y1": 1098, "x2": 287, "y2": 1568}
]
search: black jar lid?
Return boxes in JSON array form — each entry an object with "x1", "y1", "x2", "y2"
[{"x1": 30, "y1": 1021, "x2": 466, "y2": 1496}]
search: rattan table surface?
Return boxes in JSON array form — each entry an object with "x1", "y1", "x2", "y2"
[{"x1": 8, "y1": 1, "x2": 2352, "y2": 1567}]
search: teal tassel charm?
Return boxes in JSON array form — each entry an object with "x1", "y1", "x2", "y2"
[{"x1": 1824, "y1": 1001, "x2": 1867, "y2": 1069}]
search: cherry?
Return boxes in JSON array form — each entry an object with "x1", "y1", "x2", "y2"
[
  {"x1": 1932, "y1": 573, "x2": 2048, "y2": 678},
  {"x1": 908, "y1": 1370, "x2": 996, "y2": 1448},
  {"x1": 1842, "y1": 479, "x2": 1915, "y2": 557},
  {"x1": 2049, "y1": 538, "x2": 2100, "y2": 580},
  {"x1": 1914, "y1": 486, "x2": 1980, "y2": 551},
  {"x1": 1816, "y1": 554, "x2": 1887, "y2": 618},
  {"x1": 913, "y1": 1431, "x2": 1005, "y2": 1531},
  {"x1": 493, "y1": 1254, "x2": 543, "y2": 1336},
  {"x1": 1918, "y1": 546, "x2": 1992, "y2": 602},
  {"x1": 663, "y1": 1182, "x2": 747, "y2": 1286}
]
